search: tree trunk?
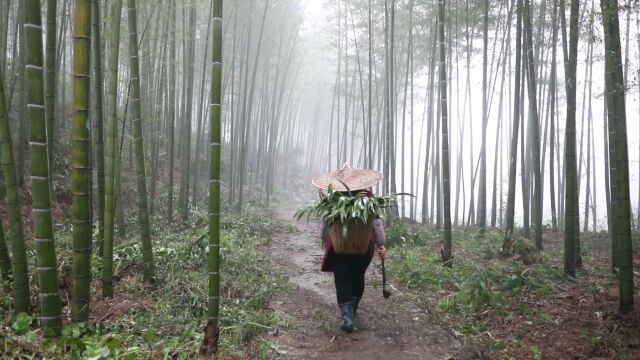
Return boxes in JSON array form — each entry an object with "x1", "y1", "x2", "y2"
[
  {"x1": 178, "y1": 2, "x2": 196, "y2": 220},
  {"x1": 549, "y1": 0, "x2": 559, "y2": 231},
  {"x1": 466, "y1": 2, "x2": 475, "y2": 227},
  {"x1": 583, "y1": 22, "x2": 594, "y2": 235},
  {"x1": 388, "y1": 0, "x2": 398, "y2": 218},
  {"x1": 192, "y1": 1, "x2": 214, "y2": 209},
  {"x1": 92, "y1": 0, "x2": 105, "y2": 255},
  {"x1": 0, "y1": 68, "x2": 29, "y2": 311},
  {"x1": 71, "y1": 0, "x2": 92, "y2": 322},
  {"x1": 604, "y1": 94, "x2": 616, "y2": 263},
  {"x1": 600, "y1": 0, "x2": 634, "y2": 314},
  {"x1": 0, "y1": 219, "x2": 9, "y2": 286},
  {"x1": 167, "y1": 0, "x2": 176, "y2": 223},
  {"x1": 0, "y1": 1, "x2": 8, "y2": 71},
  {"x1": 202, "y1": 0, "x2": 223, "y2": 354},
  {"x1": 409, "y1": 0, "x2": 414, "y2": 220},
  {"x1": 17, "y1": 0, "x2": 25, "y2": 187},
  {"x1": 25, "y1": 0, "x2": 62, "y2": 335},
  {"x1": 383, "y1": 0, "x2": 389, "y2": 195},
  {"x1": 520, "y1": 59, "x2": 529, "y2": 238},
  {"x1": 115, "y1": 137, "x2": 126, "y2": 234},
  {"x1": 102, "y1": 0, "x2": 123, "y2": 298},
  {"x1": 503, "y1": 0, "x2": 522, "y2": 253},
  {"x1": 590, "y1": 103, "x2": 597, "y2": 232},
  {"x1": 46, "y1": 0, "x2": 57, "y2": 183},
  {"x1": 478, "y1": 0, "x2": 489, "y2": 235},
  {"x1": 637, "y1": 12, "x2": 640, "y2": 231},
  {"x1": 563, "y1": 0, "x2": 580, "y2": 276},
  {"x1": 523, "y1": 0, "x2": 543, "y2": 250},
  {"x1": 422, "y1": 26, "x2": 436, "y2": 223},
  {"x1": 127, "y1": 0, "x2": 155, "y2": 284},
  {"x1": 367, "y1": 0, "x2": 373, "y2": 169},
  {"x1": 438, "y1": 0, "x2": 452, "y2": 266}
]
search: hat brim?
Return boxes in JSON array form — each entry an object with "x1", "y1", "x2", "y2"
[{"x1": 312, "y1": 169, "x2": 383, "y2": 191}]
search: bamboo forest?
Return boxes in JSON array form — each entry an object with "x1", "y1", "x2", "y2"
[{"x1": 1, "y1": 0, "x2": 640, "y2": 358}]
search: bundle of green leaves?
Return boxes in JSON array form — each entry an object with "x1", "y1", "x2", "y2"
[{"x1": 295, "y1": 186, "x2": 407, "y2": 227}]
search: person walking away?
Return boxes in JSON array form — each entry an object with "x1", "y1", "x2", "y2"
[{"x1": 312, "y1": 164, "x2": 387, "y2": 333}]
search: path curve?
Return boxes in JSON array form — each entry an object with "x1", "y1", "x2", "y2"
[{"x1": 268, "y1": 205, "x2": 470, "y2": 360}]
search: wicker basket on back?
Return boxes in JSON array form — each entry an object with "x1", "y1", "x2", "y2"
[
  {"x1": 330, "y1": 218, "x2": 373, "y2": 255},
  {"x1": 312, "y1": 164, "x2": 383, "y2": 254}
]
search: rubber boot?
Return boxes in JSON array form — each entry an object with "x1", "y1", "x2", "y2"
[
  {"x1": 352, "y1": 296, "x2": 362, "y2": 317},
  {"x1": 339, "y1": 302, "x2": 354, "y2": 333}
]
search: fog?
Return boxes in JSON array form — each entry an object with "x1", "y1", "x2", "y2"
[{"x1": 292, "y1": 0, "x2": 640, "y2": 231}]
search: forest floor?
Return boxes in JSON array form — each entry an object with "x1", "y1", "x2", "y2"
[
  {"x1": 1, "y1": 173, "x2": 639, "y2": 359},
  {"x1": 268, "y1": 202, "x2": 640, "y2": 360},
  {"x1": 267, "y1": 205, "x2": 470, "y2": 360},
  {"x1": 383, "y1": 224, "x2": 640, "y2": 360},
  {"x1": 1, "y1": 172, "x2": 295, "y2": 359},
  {"x1": 1, "y1": 205, "x2": 291, "y2": 359}
]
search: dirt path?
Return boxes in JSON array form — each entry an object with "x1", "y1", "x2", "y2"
[{"x1": 268, "y1": 206, "x2": 471, "y2": 360}]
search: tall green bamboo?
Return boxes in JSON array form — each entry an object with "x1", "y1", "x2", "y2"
[
  {"x1": 0, "y1": 216, "x2": 10, "y2": 285},
  {"x1": 600, "y1": 0, "x2": 634, "y2": 314},
  {"x1": 115, "y1": 145, "x2": 126, "y2": 235},
  {"x1": 17, "y1": 0, "x2": 26, "y2": 187},
  {"x1": 127, "y1": 0, "x2": 155, "y2": 284},
  {"x1": 478, "y1": 0, "x2": 489, "y2": 236},
  {"x1": 0, "y1": 68, "x2": 29, "y2": 312},
  {"x1": 167, "y1": 0, "x2": 176, "y2": 223},
  {"x1": 45, "y1": 0, "x2": 57, "y2": 180},
  {"x1": 563, "y1": 0, "x2": 579, "y2": 277},
  {"x1": 0, "y1": 2, "x2": 7, "y2": 71},
  {"x1": 367, "y1": 0, "x2": 372, "y2": 169},
  {"x1": 92, "y1": 0, "x2": 105, "y2": 255},
  {"x1": 503, "y1": 0, "x2": 523, "y2": 254},
  {"x1": 523, "y1": 0, "x2": 543, "y2": 250},
  {"x1": 549, "y1": 0, "x2": 559, "y2": 231},
  {"x1": 102, "y1": 0, "x2": 123, "y2": 298},
  {"x1": 71, "y1": 0, "x2": 92, "y2": 322},
  {"x1": 25, "y1": 0, "x2": 61, "y2": 335},
  {"x1": 192, "y1": 1, "x2": 213, "y2": 209},
  {"x1": 179, "y1": 1, "x2": 196, "y2": 220},
  {"x1": 203, "y1": 0, "x2": 222, "y2": 354},
  {"x1": 438, "y1": 0, "x2": 452, "y2": 266}
]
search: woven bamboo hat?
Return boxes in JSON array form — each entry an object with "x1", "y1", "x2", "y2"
[{"x1": 312, "y1": 163, "x2": 383, "y2": 191}]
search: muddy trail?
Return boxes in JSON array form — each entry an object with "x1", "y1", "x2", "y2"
[{"x1": 268, "y1": 206, "x2": 472, "y2": 360}]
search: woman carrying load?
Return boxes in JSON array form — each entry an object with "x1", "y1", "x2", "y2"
[{"x1": 312, "y1": 164, "x2": 387, "y2": 333}]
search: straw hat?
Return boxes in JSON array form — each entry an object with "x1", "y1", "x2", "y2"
[{"x1": 312, "y1": 163, "x2": 383, "y2": 191}]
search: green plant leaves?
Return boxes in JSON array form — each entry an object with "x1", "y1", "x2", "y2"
[
  {"x1": 294, "y1": 187, "x2": 411, "y2": 228},
  {"x1": 11, "y1": 312, "x2": 32, "y2": 334}
]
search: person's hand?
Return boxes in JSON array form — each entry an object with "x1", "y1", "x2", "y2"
[{"x1": 377, "y1": 245, "x2": 387, "y2": 260}]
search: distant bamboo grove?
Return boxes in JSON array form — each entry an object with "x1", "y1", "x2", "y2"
[
  {"x1": 0, "y1": 0, "x2": 635, "y2": 354},
  {"x1": 311, "y1": 0, "x2": 635, "y2": 313}
]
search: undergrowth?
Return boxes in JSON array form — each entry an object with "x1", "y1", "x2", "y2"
[
  {"x1": 384, "y1": 221, "x2": 604, "y2": 357},
  {"x1": 0, "y1": 207, "x2": 288, "y2": 359},
  {"x1": 387, "y1": 224, "x2": 567, "y2": 308}
]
